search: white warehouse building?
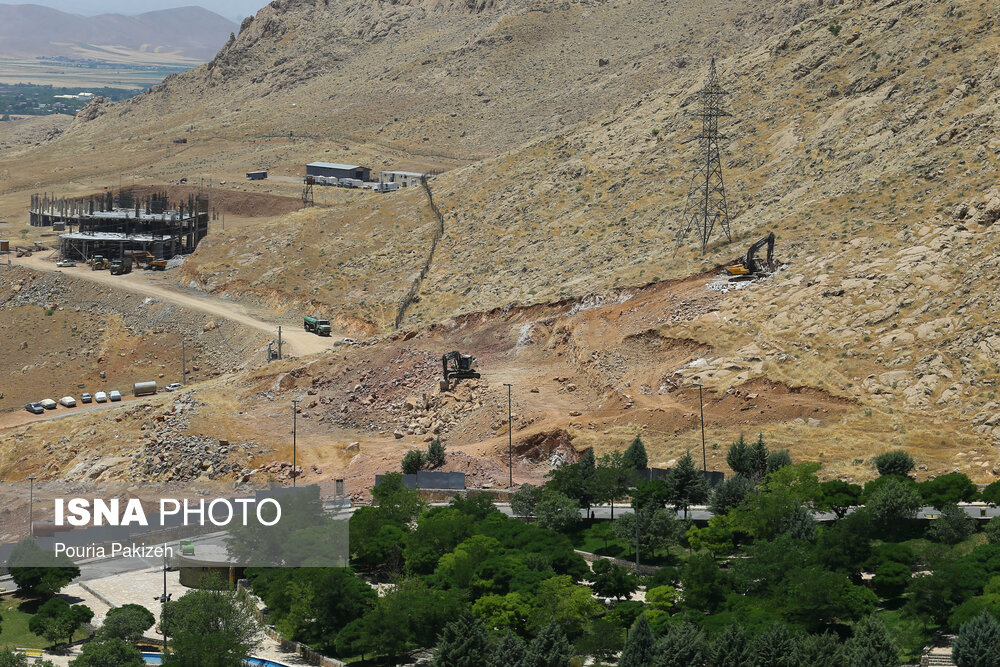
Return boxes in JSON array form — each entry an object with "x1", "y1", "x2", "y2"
[{"x1": 378, "y1": 170, "x2": 430, "y2": 189}]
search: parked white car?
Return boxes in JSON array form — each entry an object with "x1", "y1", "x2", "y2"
[
  {"x1": 39, "y1": 398, "x2": 57, "y2": 410},
  {"x1": 165, "y1": 382, "x2": 182, "y2": 392},
  {"x1": 58, "y1": 396, "x2": 77, "y2": 407},
  {"x1": 109, "y1": 390, "x2": 122, "y2": 402},
  {"x1": 94, "y1": 391, "x2": 108, "y2": 403},
  {"x1": 55, "y1": 260, "x2": 76, "y2": 268}
]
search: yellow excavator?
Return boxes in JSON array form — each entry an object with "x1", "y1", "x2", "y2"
[
  {"x1": 726, "y1": 232, "x2": 776, "y2": 281},
  {"x1": 88, "y1": 255, "x2": 109, "y2": 270},
  {"x1": 440, "y1": 351, "x2": 480, "y2": 391}
]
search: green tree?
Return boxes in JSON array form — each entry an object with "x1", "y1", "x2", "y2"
[
  {"x1": 873, "y1": 561, "x2": 911, "y2": 599},
  {"x1": 547, "y1": 448, "x2": 601, "y2": 512},
  {"x1": 681, "y1": 552, "x2": 732, "y2": 613},
  {"x1": 709, "y1": 624, "x2": 750, "y2": 667},
  {"x1": 873, "y1": 450, "x2": 915, "y2": 477},
  {"x1": 70, "y1": 638, "x2": 144, "y2": 667},
  {"x1": 472, "y1": 592, "x2": 532, "y2": 635},
  {"x1": 162, "y1": 587, "x2": 261, "y2": 667},
  {"x1": 665, "y1": 451, "x2": 709, "y2": 518},
  {"x1": 624, "y1": 434, "x2": 649, "y2": 471},
  {"x1": 427, "y1": 438, "x2": 446, "y2": 468},
  {"x1": 766, "y1": 449, "x2": 793, "y2": 473},
  {"x1": 534, "y1": 488, "x2": 581, "y2": 532},
  {"x1": 521, "y1": 619, "x2": 572, "y2": 667},
  {"x1": 100, "y1": 603, "x2": 154, "y2": 644},
  {"x1": 710, "y1": 474, "x2": 754, "y2": 515},
  {"x1": 590, "y1": 560, "x2": 638, "y2": 601},
  {"x1": 791, "y1": 632, "x2": 844, "y2": 666},
  {"x1": 819, "y1": 480, "x2": 863, "y2": 518},
  {"x1": 686, "y1": 515, "x2": 736, "y2": 557},
  {"x1": 781, "y1": 566, "x2": 877, "y2": 632},
  {"x1": 490, "y1": 630, "x2": 526, "y2": 667},
  {"x1": 985, "y1": 516, "x2": 1000, "y2": 544},
  {"x1": 612, "y1": 506, "x2": 681, "y2": 560},
  {"x1": 596, "y1": 450, "x2": 634, "y2": 518},
  {"x1": 349, "y1": 506, "x2": 408, "y2": 575},
  {"x1": 982, "y1": 481, "x2": 1000, "y2": 506},
  {"x1": 653, "y1": 621, "x2": 706, "y2": 666},
  {"x1": 928, "y1": 503, "x2": 976, "y2": 545},
  {"x1": 952, "y1": 611, "x2": 1000, "y2": 667},
  {"x1": 727, "y1": 434, "x2": 767, "y2": 479},
  {"x1": 402, "y1": 448, "x2": 426, "y2": 474},
  {"x1": 370, "y1": 472, "x2": 425, "y2": 523},
  {"x1": 816, "y1": 510, "x2": 873, "y2": 577},
  {"x1": 618, "y1": 614, "x2": 654, "y2": 667},
  {"x1": 748, "y1": 623, "x2": 795, "y2": 667},
  {"x1": 511, "y1": 484, "x2": 543, "y2": 518},
  {"x1": 7, "y1": 537, "x2": 81, "y2": 597},
  {"x1": 28, "y1": 598, "x2": 92, "y2": 646},
  {"x1": 845, "y1": 614, "x2": 899, "y2": 667},
  {"x1": 919, "y1": 473, "x2": 978, "y2": 510},
  {"x1": 403, "y1": 508, "x2": 475, "y2": 575},
  {"x1": 431, "y1": 611, "x2": 489, "y2": 667},
  {"x1": 866, "y1": 476, "x2": 922, "y2": 538}
]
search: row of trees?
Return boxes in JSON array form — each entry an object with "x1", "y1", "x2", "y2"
[{"x1": 402, "y1": 437, "x2": 448, "y2": 474}]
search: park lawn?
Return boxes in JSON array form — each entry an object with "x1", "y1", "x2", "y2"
[
  {"x1": 877, "y1": 607, "x2": 937, "y2": 665},
  {"x1": 566, "y1": 522, "x2": 682, "y2": 566},
  {"x1": 0, "y1": 595, "x2": 88, "y2": 649}
]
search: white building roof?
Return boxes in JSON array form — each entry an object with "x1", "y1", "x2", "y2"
[
  {"x1": 307, "y1": 162, "x2": 366, "y2": 170},
  {"x1": 60, "y1": 232, "x2": 171, "y2": 242}
]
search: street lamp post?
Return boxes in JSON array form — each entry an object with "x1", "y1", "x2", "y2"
[
  {"x1": 27, "y1": 476, "x2": 35, "y2": 538},
  {"x1": 154, "y1": 555, "x2": 172, "y2": 657},
  {"x1": 695, "y1": 383, "x2": 707, "y2": 472},
  {"x1": 503, "y1": 384, "x2": 513, "y2": 488},
  {"x1": 291, "y1": 399, "x2": 299, "y2": 488}
]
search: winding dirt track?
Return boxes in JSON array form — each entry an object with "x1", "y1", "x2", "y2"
[{"x1": 12, "y1": 255, "x2": 339, "y2": 357}]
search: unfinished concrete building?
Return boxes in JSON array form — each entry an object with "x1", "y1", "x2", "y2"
[{"x1": 31, "y1": 189, "x2": 209, "y2": 262}]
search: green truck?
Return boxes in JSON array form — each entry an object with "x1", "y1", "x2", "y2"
[{"x1": 304, "y1": 314, "x2": 332, "y2": 336}]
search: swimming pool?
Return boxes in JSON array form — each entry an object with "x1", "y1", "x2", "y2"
[{"x1": 142, "y1": 653, "x2": 290, "y2": 666}]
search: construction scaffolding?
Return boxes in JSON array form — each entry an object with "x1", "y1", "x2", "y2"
[
  {"x1": 675, "y1": 58, "x2": 734, "y2": 254},
  {"x1": 30, "y1": 189, "x2": 209, "y2": 262}
]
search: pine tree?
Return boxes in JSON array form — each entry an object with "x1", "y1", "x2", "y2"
[
  {"x1": 953, "y1": 611, "x2": 1000, "y2": 667},
  {"x1": 490, "y1": 630, "x2": 527, "y2": 667},
  {"x1": 431, "y1": 612, "x2": 490, "y2": 667},
  {"x1": 845, "y1": 615, "x2": 899, "y2": 667},
  {"x1": 665, "y1": 452, "x2": 709, "y2": 519},
  {"x1": 708, "y1": 624, "x2": 750, "y2": 667},
  {"x1": 766, "y1": 449, "x2": 793, "y2": 473},
  {"x1": 652, "y1": 621, "x2": 706, "y2": 666},
  {"x1": 748, "y1": 433, "x2": 770, "y2": 478},
  {"x1": 618, "y1": 614, "x2": 654, "y2": 667},
  {"x1": 624, "y1": 435, "x2": 649, "y2": 472},
  {"x1": 748, "y1": 623, "x2": 795, "y2": 667},
  {"x1": 401, "y1": 449, "x2": 425, "y2": 474},
  {"x1": 520, "y1": 620, "x2": 572, "y2": 667},
  {"x1": 427, "y1": 438, "x2": 446, "y2": 468},
  {"x1": 791, "y1": 632, "x2": 845, "y2": 667}
]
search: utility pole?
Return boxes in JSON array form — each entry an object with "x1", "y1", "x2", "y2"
[
  {"x1": 635, "y1": 505, "x2": 640, "y2": 571},
  {"x1": 675, "y1": 57, "x2": 734, "y2": 253},
  {"x1": 504, "y1": 383, "x2": 513, "y2": 488},
  {"x1": 27, "y1": 476, "x2": 35, "y2": 538},
  {"x1": 154, "y1": 555, "x2": 172, "y2": 658},
  {"x1": 181, "y1": 338, "x2": 187, "y2": 385},
  {"x1": 291, "y1": 399, "x2": 299, "y2": 488},
  {"x1": 277, "y1": 326, "x2": 283, "y2": 360},
  {"x1": 695, "y1": 383, "x2": 707, "y2": 471}
]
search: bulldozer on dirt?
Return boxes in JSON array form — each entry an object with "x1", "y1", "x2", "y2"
[
  {"x1": 725, "y1": 231, "x2": 776, "y2": 281},
  {"x1": 441, "y1": 351, "x2": 480, "y2": 391},
  {"x1": 89, "y1": 255, "x2": 109, "y2": 270}
]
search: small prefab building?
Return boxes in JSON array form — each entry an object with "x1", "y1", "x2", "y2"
[
  {"x1": 306, "y1": 162, "x2": 370, "y2": 182},
  {"x1": 246, "y1": 170, "x2": 268, "y2": 180},
  {"x1": 379, "y1": 170, "x2": 427, "y2": 188}
]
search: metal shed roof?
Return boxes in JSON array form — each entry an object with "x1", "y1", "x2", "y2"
[{"x1": 306, "y1": 162, "x2": 365, "y2": 170}]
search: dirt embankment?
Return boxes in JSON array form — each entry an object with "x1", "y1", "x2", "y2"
[{"x1": 124, "y1": 185, "x2": 304, "y2": 218}]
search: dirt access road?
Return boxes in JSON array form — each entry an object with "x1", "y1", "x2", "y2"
[{"x1": 13, "y1": 255, "x2": 340, "y2": 357}]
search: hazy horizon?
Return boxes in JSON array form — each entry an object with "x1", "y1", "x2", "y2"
[{"x1": 0, "y1": 0, "x2": 267, "y2": 22}]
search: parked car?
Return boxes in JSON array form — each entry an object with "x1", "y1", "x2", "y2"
[
  {"x1": 39, "y1": 399, "x2": 57, "y2": 410},
  {"x1": 94, "y1": 392, "x2": 108, "y2": 403},
  {"x1": 109, "y1": 390, "x2": 122, "y2": 402},
  {"x1": 81, "y1": 393, "x2": 92, "y2": 404},
  {"x1": 165, "y1": 382, "x2": 182, "y2": 392},
  {"x1": 24, "y1": 402, "x2": 44, "y2": 414},
  {"x1": 58, "y1": 396, "x2": 77, "y2": 407},
  {"x1": 55, "y1": 260, "x2": 76, "y2": 267}
]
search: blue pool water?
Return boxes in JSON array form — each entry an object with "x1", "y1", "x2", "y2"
[{"x1": 142, "y1": 654, "x2": 289, "y2": 666}]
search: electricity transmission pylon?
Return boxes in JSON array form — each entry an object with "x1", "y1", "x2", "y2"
[{"x1": 675, "y1": 57, "x2": 733, "y2": 254}]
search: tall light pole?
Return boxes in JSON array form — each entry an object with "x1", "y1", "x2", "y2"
[
  {"x1": 291, "y1": 399, "x2": 299, "y2": 488},
  {"x1": 503, "y1": 384, "x2": 513, "y2": 488},
  {"x1": 27, "y1": 476, "x2": 35, "y2": 538},
  {"x1": 695, "y1": 382, "x2": 707, "y2": 472},
  {"x1": 181, "y1": 338, "x2": 187, "y2": 385},
  {"x1": 154, "y1": 554, "x2": 172, "y2": 658}
]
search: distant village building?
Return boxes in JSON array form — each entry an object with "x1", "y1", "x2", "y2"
[
  {"x1": 306, "y1": 162, "x2": 371, "y2": 181},
  {"x1": 246, "y1": 170, "x2": 268, "y2": 181},
  {"x1": 379, "y1": 170, "x2": 429, "y2": 188}
]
